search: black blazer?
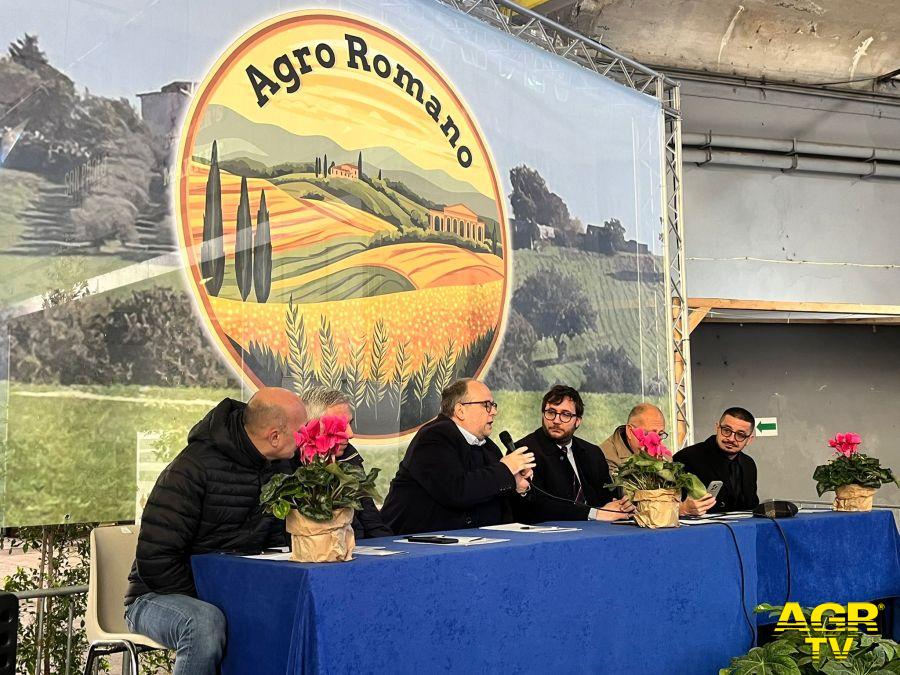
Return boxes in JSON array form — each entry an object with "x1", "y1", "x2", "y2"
[
  {"x1": 674, "y1": 435, "x2": 759, "y2": 513},
  {"x1": 381, "y1": 415, "x2": 517, "y2": 535},
  {"x1": 340, "y1": 443, "x2": 392, "y2": 539},
  {"x1": 514, "y1": 428, "x2": 617, "y2": 523}
]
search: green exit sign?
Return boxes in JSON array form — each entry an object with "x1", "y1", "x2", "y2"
[{"x1": 756, "y1": 417, "x2": 777, "y2": 437}]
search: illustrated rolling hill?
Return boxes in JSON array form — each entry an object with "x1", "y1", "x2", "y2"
[
  {"x1": 185, "y1": 161, "x2": 503, "y2": 304},
  {"x1": 193, "y1": 104, "x2": 499, "y2": 219}
]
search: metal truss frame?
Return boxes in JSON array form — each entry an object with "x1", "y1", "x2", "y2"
[{"x1": 438, "y1": 0, "x2": 694, "y2": 446}]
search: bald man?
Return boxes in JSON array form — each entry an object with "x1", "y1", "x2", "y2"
[
  {"x1": 600, "y1": 403, "x2": 668, "y2": 473},
  {"x1": 600, "y1": 403, "x2": 715, "y2": 517},
  {"x1": 125, "y1": 388, "x2": 306, "y2": 674}
]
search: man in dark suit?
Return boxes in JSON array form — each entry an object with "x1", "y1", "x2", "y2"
[
  {"x1": 381, "y1": 378, "x2": 535, "y2": 535},
  {"x1": 674, "y1": 407, "x2": 760, "y2": 513},
  {"x1": 515, "y1": 385, "x2": 633, "y2": 523},
  {"x1": 301, "y1": 387, "x2": 392, "y2": 539}
]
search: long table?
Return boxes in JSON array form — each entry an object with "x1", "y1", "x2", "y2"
[{"x1": 192, "y1": 510, "x2": 900, "y2": 674}]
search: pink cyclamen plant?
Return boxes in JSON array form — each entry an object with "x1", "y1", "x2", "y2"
[
  {"x1": 828, "y1": 432, "x2": 861, "y2": 458},
  {"x1": 633, "y1": 427, "x2": 672, "y2": 460},
  {"x1": 294, "y1": 415, "x2": 350, "y2": 464}
]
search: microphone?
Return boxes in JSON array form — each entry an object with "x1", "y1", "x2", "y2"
[{"x1": 498, "y1": 430, "x2": 517, "y2": 455}]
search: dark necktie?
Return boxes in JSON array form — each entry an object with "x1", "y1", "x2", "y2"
[{"x1": 561, "y1": 445, "x2": 585, "y2": 504}]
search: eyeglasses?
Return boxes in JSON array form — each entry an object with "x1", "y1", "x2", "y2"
[
  {"x1": 460, "y1": 400, "x2": 498, "y2": 413},
  {"x1": 627, "y1": 424, "x2": 668, "y2": 441},
  {"x1": 543, "y1": 409, "x2": 578, "y2": 423},
  {"x1": 718, "y1": 425, "x2": 750, "y2": 442}
]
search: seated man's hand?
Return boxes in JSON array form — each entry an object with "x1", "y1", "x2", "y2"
[
  {"x1": 501, "y1": 447, "x2": 535, "y2": 476},
  {"x1": 594, "y1": 496, "x2": 635, "y2": 521},
  {"x1": 515, "y1": 469, "x2": 532, "y2": 494},
  {"x1": 679, "y1": 494, "x2": 716, "y2": 516}
]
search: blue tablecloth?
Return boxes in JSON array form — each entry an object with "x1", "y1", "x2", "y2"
[{"x1": 192, "y1": 510, "x2": 900, "y2": 674}]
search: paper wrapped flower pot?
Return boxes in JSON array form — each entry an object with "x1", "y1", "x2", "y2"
[
  {"x1": 632, "y1": 488, "x2": 680, "y2": 528},
  {"x1": 833, "y1": 484, "x2": 877, "y2": 512},
  {"x1": 286, "y1": 507, "x2": 356, "y2": 562}
]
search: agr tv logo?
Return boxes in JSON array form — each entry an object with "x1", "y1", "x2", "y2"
[{"x1": 774, "y1": 602, "x2": 881, "y2": 660}]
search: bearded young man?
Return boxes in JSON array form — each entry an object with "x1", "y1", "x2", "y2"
[{"x1": 514, "y1": 385, "x2": 633, "y2": 523}]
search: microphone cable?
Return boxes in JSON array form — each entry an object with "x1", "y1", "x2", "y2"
[
  {"x1": 525, "y1": 480, "x2": 633, "y2": 515},
  {"x1": 764, "y1": 516, "x2": 792, "y2": 604},
  {"x1": 497, "y1": 430, "x2": 632, "y2": 516},
  {"x1": 710, "y1": 521, "x2": 757, "y2": 649}
]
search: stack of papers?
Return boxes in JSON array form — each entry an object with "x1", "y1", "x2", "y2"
[{"x1": 479, "y1": 523, "x2": 581, "y2": 533}]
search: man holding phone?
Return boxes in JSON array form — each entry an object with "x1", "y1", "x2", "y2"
[
  {"x1": 600, "y1": 402, "x2": 715, "y2": 516},
  {"x1": 674, "y1": 407, "x2": 760, "y2": 513}
]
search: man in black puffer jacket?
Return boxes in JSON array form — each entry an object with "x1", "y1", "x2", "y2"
[{"x1": 124, "y1": 387, "x2": 306, "y2": 674}]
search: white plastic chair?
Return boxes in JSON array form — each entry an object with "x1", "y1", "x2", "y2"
[{"x1": 83, "y1": 526, "x2": 166, "y2": 674}]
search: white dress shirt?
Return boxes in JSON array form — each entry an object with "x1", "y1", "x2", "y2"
[{"x1": 455, "y1": 423, "x2": 486, "y2": 446}]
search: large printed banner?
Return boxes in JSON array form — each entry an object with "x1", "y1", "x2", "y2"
[
  {"x1": 0, "y1": 0, "x2": 666, "y2": 525},
  {"x1": 178, "y1": 11, "x2": 509, "y2": 437}
]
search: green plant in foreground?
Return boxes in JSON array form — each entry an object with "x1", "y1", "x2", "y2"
[{"x1": 721, "y1": 604, "x2": 900, "y2": 675}]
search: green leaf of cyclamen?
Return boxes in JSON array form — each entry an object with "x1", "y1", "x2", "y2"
[{"x1": 272, "y1": 499, "x2": 291, "y2": 520}]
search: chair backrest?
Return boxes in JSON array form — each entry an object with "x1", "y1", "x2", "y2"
[{"x1": 86, "y1": 526, "x2": 139, "y2": 640}]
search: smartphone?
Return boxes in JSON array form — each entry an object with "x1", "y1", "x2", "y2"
[
  {"x1": 405, "y1": 535, "x2": 459, "y2": 544},
  {"x1": 707, "y1": 481, "x2": 724, "y2": 500}
]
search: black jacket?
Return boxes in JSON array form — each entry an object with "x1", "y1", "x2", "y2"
[
  {"x1": 125, "y1": 399, "x2": 296, "y2": 604},
  {"x1": 674, "y1": 435, "x2": 760, "y2": 513},
  {"x1": 514, "y1": 428, "x2": 617, "y2": 523},
  {"x1": 340, "y1": 443, "x2": 392, "y2": 539},
  {"x1": 380, "y1": 415, "x2": 517, "y2": 535}
]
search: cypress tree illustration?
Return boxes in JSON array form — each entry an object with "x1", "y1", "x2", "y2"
[
  {"x1": 201, "y1": 140, "x2": 224, "y2": 296},
  {"x1": 323, "y1": 153, "x2": 328, "y2": 177},
  {"x1": 378, "y1": 168, "x2": 382, "y2": 180},
  {"x1": 254, "y1": 189, "x2": 272, "y2": 303},
  {"x1": 315, "y1": 156, "x2": 320, "y2": 176},
  {"x1": 357, "y1": 151, "x2": 362, "y2": 179},
  {"x1": 234, "y1": 176, "x2": 253, "y2": 301}
]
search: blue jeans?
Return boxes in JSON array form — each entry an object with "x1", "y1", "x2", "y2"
[{"x1": 125, "y1": 593, "x2": 226, "y2": 675}]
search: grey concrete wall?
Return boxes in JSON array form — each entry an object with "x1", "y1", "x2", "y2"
[
  {"x1": 679, "y1": 79, "x2": 900, "y2": 306},
  {"x1": 690, "y1": 322, "x2": 900, "y2": 508}
]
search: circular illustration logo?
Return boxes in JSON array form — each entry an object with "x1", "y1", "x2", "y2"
[{"x1": 175, "y1": 10, "x2": 509, "y2": 438}]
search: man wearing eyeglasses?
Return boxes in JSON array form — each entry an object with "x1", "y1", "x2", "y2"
[
  {"x1": 601, "y1": 403, "x2": 716, "y2": 516},
  {"x1": 673, "y1": 407, "x2": 759, "y2": 513},
  {"x1": 600, "y1": 403, "x2": 668, "y2": 473},
  {"x1": 381, "y1": 378, "x2": 536, "y2": 535},
  {"x1": 514, "y1": 385, "x2": 634, "y2": 523}
]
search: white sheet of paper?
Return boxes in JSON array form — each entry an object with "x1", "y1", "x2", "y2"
[
  {"x1": 479, "y1": 523, "x2": 582, "y2": 533},
  {"x1": 353, "y1": 546, "x2": 407, "y2": 556},
  {"x1": 680, "y1": 512, "x2": 756, "y2": 525},
  {"x1": 395, "y1": 536, "x2": 509, "y2": 546},
  {"x1": 242, "y1": 551, "x2": 293, "y2": 559}
]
